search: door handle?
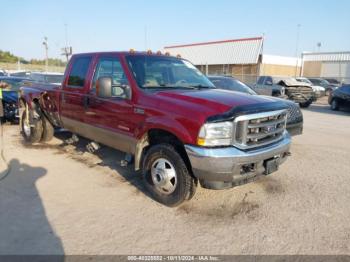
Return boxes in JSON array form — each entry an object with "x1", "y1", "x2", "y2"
[{"x1": 83, "y1": 96, "x2": 90, "y2": 109}]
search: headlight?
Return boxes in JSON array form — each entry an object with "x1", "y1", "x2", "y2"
[{"x1": 197, "y1": 121, "x2": 233, "y2": 146}]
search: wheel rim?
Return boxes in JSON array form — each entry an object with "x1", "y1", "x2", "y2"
[
  {"x1": 23, "y1": 114, "x2": 31, "y2": 137},
  {"x1": 151, "y1": 158, "x2": 177, "y2": 195}
]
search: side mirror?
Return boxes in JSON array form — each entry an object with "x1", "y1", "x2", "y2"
[{"x1": 97, "y1": 77, "x2": 112, "y2": 98}]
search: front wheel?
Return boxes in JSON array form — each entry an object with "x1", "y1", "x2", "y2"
[
  {"x1": 21, "y1": 109, "x2": 43, "y2": 144},
  {"x1": 331, "y1": 99, "x2": 339, "y2": 111},
  {"x1": 299, "y1": 101, "x2": 312, "y2": 108},
  {"x1": 143, "y1": 144, "x2": 196, "y2": 207}
]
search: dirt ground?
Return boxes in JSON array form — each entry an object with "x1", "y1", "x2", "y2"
[{"x1": 0, "y1": 97, "x2": 350, "y2": 255}]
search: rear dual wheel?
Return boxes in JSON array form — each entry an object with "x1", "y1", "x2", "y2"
[
  {"x1": 21, "y1": 109, "x2": 43, "y2": 143},
  {"x1": 21, "y1": 107, "x2": 54, "y2": 143}
]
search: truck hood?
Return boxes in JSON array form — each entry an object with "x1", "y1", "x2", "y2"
[{"x1": 156, "y1": 89, "x2": 287, "y2": 121}]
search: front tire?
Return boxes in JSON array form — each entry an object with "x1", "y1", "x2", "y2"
[
  {"x1": 21, "y1": 109, "x2": 43, "y2": 144},
  {"x1": 299, "y1": 101, "x2": 312, "y2": 108},
  {"x1": 143, "y1": 144, "x2": 195, "y2": 207},
  {"x1": 331, "y1": 99, "x2": 339, "y2": 111}
]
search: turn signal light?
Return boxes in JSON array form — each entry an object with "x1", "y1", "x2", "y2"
[{"x1": 197, "y1": 138, "x2": 206, "y2": 146}]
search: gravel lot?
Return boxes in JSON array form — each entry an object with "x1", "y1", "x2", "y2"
[{"x1": 0, "y1": 98, "x2": 350, "y2": 255}]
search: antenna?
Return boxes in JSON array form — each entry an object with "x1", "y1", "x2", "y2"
[{"x1": 144, "y1": 25, "x2": 148, "y2": 50}]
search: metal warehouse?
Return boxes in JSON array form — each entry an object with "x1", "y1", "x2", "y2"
[
  {"x1": 301, "y1": 51, "x2": 350, "y2": 83},
  {"x1": 164, "y1": 37, "x2": 301, "y2": 83}
]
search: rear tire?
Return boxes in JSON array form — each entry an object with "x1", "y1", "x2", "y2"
[
  {"x1": 21, "y1": 109, "x2": 43, "y2": 144},
  {"x1": 331, "y1": 99, "x2": 339, "y2": 111},
  {"x1": 143, "y1": 144, "x2": 195, "y2": 207},
  {"x1": 41, "y1": 115, "x2": 54, "y2": 142}
]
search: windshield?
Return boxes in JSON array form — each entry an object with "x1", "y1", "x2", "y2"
[
  {"x1": 310, "y1": 78, "x2": 329, "y2": 86},
  {"x1": 209, "y1": 77, "x2": 256, "y2": 95},
  {"x1": 126, "y1": 55, "x2": 215, "y2": 89},
  {"x1": 297, "y1": 78, "x2": 312, "y2": 84}
]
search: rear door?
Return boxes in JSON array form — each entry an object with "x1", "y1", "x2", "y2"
[{"x1": 60, "y1": 55, "x2": 93, "y2": 125}]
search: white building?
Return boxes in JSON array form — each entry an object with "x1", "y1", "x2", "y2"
[
  {"x1": 302, "y1": 51, "x2": 350, "y2": 83},
  {"x1": 164, "y1": 37, "x2": 302, "y2": 83}
]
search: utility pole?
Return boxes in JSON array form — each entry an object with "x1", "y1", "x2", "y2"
[
  {"x1": 42, "y1": 37, "x2": 49, "y2": 72},
  {"x1": 294, "y1": 24, "x2": 301, "y2": 77},
  {"x1": 61, "y1": 24, "x2": 72, "y2": 62}
]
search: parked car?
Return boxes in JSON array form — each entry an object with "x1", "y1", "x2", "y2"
[
  {"x1": 254, "y1": 76, "x2": 316, "y2": 108},
  {"x1": 209, "y1": 76, "x2": 303, "y2": 136},
  {"x1": 307, "y1": 78, "x2": 336, "y2": 95},
  {"x1": 324, "y1": 78, "x2": 341, "y2": 88},
  {"x1": 0, "y1": 76, "x2": 28, "y2": 122},
  {"x1": 328, "y1": 84, "x2": 350, "y2": 111},
  {"x1": 0, "y1": 69, "x2": 7, "y2": 76},
  {"x1": 296, "y1": 77, "x2": 325, "y2": 97},
  {"x1": 9, "y1": 71, "x2": 31, "y2": 78},
  {"x1": 28, "y1": 72, "x2": 64, "y2": 85},
  {"x1": 20, "y1": 51, "x2": 292, "y2": 207}
]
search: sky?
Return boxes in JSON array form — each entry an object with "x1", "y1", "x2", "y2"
[{"x1": 1, "y1": 0, "x2": 350, "y2": 60}]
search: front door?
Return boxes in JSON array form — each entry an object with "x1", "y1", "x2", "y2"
[{"x1": 84, "y1": 55, "x2": 137, "y2": 154}]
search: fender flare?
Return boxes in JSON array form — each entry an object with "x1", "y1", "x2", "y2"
[{"x1": 133, "y1": 117, "x2": 196, "y2": 171}]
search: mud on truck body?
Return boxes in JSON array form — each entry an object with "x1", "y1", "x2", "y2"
[{"x1": 19, "y1": 52, "x2": 292, "y2": 207}]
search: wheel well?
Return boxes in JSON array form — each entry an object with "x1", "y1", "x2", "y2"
[{"x1": 146, "y1": 129, "x2": 193, "y2": 175}]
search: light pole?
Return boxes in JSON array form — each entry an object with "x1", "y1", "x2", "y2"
[
  {"x1": 42, "y1": 37, "x2": 49, "y2": 72},
  {"x1": 294, "y1": 24, "x2": 301, "y2": 77}
]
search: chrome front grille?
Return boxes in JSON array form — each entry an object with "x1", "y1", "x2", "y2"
[{"x1": 233, "y1": 110, "x2": 287, "y2": 150}]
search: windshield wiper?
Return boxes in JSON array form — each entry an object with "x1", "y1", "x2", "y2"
[
  {"x1": 143, "y1": 85, "x2": 196, "y2": 90},
  {"x1": 189, "y1": 84, "x2": 215, "y2": 89}
]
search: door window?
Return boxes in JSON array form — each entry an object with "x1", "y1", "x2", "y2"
[
  {"x1": 92, "y1": 57, "x2": 129, "y2": 98},
  {"x1": 257, "y1": 76, "x2": 265, "y2": 85},
  {"x1": 264, "y1": 77, "x2": 273, "y2": 86},
  {"x1": 67, "y1": 56, "x2": 92, "y2": 87}
]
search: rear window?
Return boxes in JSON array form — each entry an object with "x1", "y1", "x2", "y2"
[{"x1": 68, "y1": 56, "x2": 92, "y2": 87}]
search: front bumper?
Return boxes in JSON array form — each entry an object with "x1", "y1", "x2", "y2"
[{"x1": 185, "y1": 133, "x2": 291, "y2": 190}]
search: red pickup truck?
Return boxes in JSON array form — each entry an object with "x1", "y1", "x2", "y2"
[{"x1": 20, "y1": 51, "x2": 292, "y2": 207}]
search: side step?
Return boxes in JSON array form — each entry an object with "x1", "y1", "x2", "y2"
[
  {"x1": 86, "y1": 141, "x2": 100, "y2": 153},
  {"x1": 65, "y1": 134, "x2": 79, "y2": 144},
  {"x1": 120, "y1": 153, "x2": 133, "y2": 167}
]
